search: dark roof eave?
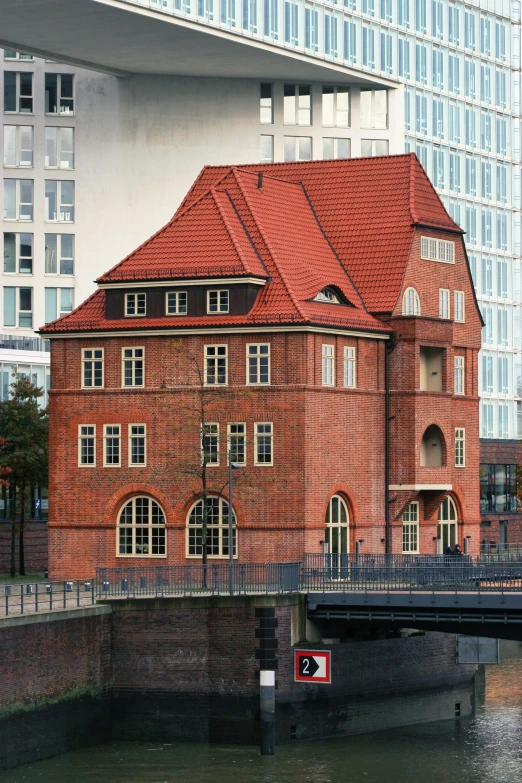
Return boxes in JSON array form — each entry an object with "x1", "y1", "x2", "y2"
[{"x1": 97, "y1": 273, "x2": 269, "y2": 286}]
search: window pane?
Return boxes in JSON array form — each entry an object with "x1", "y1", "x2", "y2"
[
  {"x1": 60, "y1": 128, "x2": 74, "y2": 167},
  {"x1": 45, "y1": 233, "x2": 57, "y2": 273},
  {"x1": 45, "y1": 288, "x2": 57, "y2": 323},
  {"x1": 3, "y1": 72, "x2": 16, "y2": 112},
  {"x1": 45, "y1": 74, "x2": 57, "y2": 113},
  {"x1": 45, "y1": 180, "x2": 57, "y2": 220},
  {"x1": 3, "y1": 287, "x2": 16, "y2": 326},
  {"x1": 3, "y1": 233, "x2": 16, "y2": 273},
  {"x1": 3, "y1": 126, "x2": 16, "y2": 165},
  {"x1": 45, "y1": 127, "x2": 57, "y2": 166},
  {"x1": 60, "y1": 234, "x2": 74, "y2": 274},
  {"x1": 3, "y1": 180, "x2": 16, "y2": 219}
]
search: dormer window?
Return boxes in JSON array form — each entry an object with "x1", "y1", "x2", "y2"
[
  {"x1": 314, "y1": 287, "x2": 341, "y2": 304},
  {"x1": 125, "y1": 292, "x2": 146, "y2": 317},
  {"x1": 166, "y1": 291, "x2": 188, "y2": 315},
  {"x1": 207, "y1": 289, "x2": 229, "y2": 314}
]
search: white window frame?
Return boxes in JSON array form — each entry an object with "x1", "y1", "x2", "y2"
[
  {"x1": 78, "y1": 424, "x2": 96, "y2": 467},
  {"x1": 204, "y1": 345, "x2": 228, "y2": 386},
  {"x1": 3, "y1": 125, "x2": 33, "y2": 167},
  {"x1": 402, "y1": 286, "x2": 421, "y2": 315},
  {"x1": 3, "y1": 285, "x2": 33, "y2": 328},
  {"x1": 322, "y1": 344, "x2": 335, "y2": 386},
  {"x1": 3, "y1": 71, "x2": 33, "y2": 113},
  {"x1": 343, "y1": 346, "x2": 356, "y2": 388},
  {"x1": 117, "y1": 496, "x2": 166, "y2": 558},
  {"x1": 82, "y1": 347, "x2": 104, "y2": 388},
  {"x1": 125, "y1": 292, "x2": 146, "y2": 318},
  {"x1": 439, "y1": 288, "x2": 450, "y2": 319},
  {"x1": 207, "y1": 289, "x2": 229, "y2": 314},
  {"x1": 3, "y1": 178, "x2": 33, "y2": 221},
  {"x1": 186, "y1": 496, "x2": 236, "y2": 559},
  {"x1": 44, "y1": 126, "x2": 75, "y2": 169},
  {"x1": 202, "y1": 422, "x2": 220, "y2": 466},
  {"x1": 44, "y1": 233, "x2": 74, "y2": 275},
  {"x1": 454, "y1": 355, "x2": 464, "y2": 395},
  {"x1": 254, "y1": 422, "x2": 273, "y2": 466},
  {"x1": 166, "y1": 290, "x2": 188, "y2": 315},
  {"x1": 45, "y1": 73, "x2": 75, "y2": 115},
  {"x1": 420, "y1": 236, "x2": 455, "y2": 264},
  {"x1": 2, "y1": 231, "x2": 33, "y2": 275},
  {"x1": 455, "y1": 427, "x2": 465, "y2": 467},
  {"x1": 228, "y1": 422, "x2": 246, "y2": 465},
  {"x1": 246, "y1": 343, "x2": 270, "y2": 385},
  {"x1": 103, "y1": 424, "x2": 121, "y2": 467},
  {"x1": 128, "y1": 424, "x2": 147, "y2": 467},
  {"x1": 121, "y1": 346, "x2": 145, "y2": 388},
  {"x1": 454, "y1": 291, "x2": 465, "y2": 323},
  {"x1": 44, "y1": 179, "x2": 74, "y2": 222},
  {"x1": 402, "y1": 501, "x2": 419, "y2": 553}
]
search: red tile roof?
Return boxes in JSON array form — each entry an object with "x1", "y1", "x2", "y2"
[{"x1": 42, "y1": 155, "x2": 456, "y2": 335}]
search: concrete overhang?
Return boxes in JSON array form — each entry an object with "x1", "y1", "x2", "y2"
[{"x1": 1, "y1": 0, "x2": 399, "y2": 85}]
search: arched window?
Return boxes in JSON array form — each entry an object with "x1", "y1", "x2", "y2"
[
  {"x1": 187, "y1": 496, "x2": 236, "y2": 558},
  {"x1": 420, "y1": 425, "x2": 445, "y2": 467},
  {"x1": 118, "y1": 496, "x2": 166, "y2": 556},
  {"x1": 325, "y1": 495, "x2": 350, "y2": 554},
  {"x1": 402, "y1": 287, "x2": 421, "y2": 316},
  {"x1": 438, "y1": 496, "x2": 458, "y2": 551}
]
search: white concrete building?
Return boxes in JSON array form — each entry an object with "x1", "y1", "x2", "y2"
[{"x1": 1, "y1": 0, "x2": 521, "y2": 445}]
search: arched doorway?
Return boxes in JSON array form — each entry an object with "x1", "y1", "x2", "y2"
[
  {"x1": 325, "y1": 495, "x2": 350, "y2": 554},
  {"x1": 438, "y1": 496, "x2": 458, "y2": 552}
]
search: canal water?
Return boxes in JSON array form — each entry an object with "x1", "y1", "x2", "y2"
[{"x1": 2, "y1": 641, "x2": 521, "y2": 783}]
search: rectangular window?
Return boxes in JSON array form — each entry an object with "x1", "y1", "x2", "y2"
[
  {"x1": 439, "y1": 288, "x2": 450, "y2": 319},
  {"x1": 221, "y1": 0, "x2": 237, "y2": 25},
  {"x1": 363, "y1": 0, "x2": 375, "y2": 16},
  {"x1": 322, "y1": 86, "x2": 349, "y2": 128},
  {"x1": 284, "y1": 84, "x2": 311, "y2": 125},
  {"x1": 361, "y1": 139, "x2": 389, "y2": 158},
  {"x1": 166, "y1": 290, "x2": 187, "y2": 315},
  {"x1": 207, "y1": 289, "x2": 229, "y2": 313},
  {"x1": 465, "y1": 108, "x2": 476, "y2": 147},
  {"x1": 482, "y1": 306, "x2": 493, "y2": 344},
  {"x1": 432, "y1": 0, "x2": 442, "y2": 37},
  {"x1": 449, "y1": 152, "x2": 460, "y2": 193},
  {"x1": 398, "y1": 0, "x2": 410, "y2": 27},
  {"x1": 264, "y1": 0, "x2": 278, "y2": 37},
  {"x1": 44, "y1": 286, "x2": 73, "y2": 323},
  {"x1": 497, "y1": 260, "x2": 508, "y2": 299},
  {"x1": 380, "y1": 32, "x2": 392, "y2": 73},
  {"x1": 464, "y1": 10, "x2": 475, "y2": 50},
  {"x1": 454, "y1": 291, "x2": 465, "y2": 323},
  {"x1": 455, "y1": 428, "x2": 465, "y2": 467},
  {"x1": 3, "y1": 72, "x2": 33, "y2": 113},
  {"x1": 44, "y1": 127, "x2": 74, "y2": 169},
  {"x1": 82, "y1": 348, "x2": 104, "y2": 388},
  {"x1": 3, "y1": 286, "x2": 32, "y2": 328},
  {"x1": 3, "y1": 179, "x2": 33, "y2": 221},
  {"x1": 432, "y1": 147, "x2": 444, "y2": 189},
  {"x1": 360, "y1": 90, "x2": 387, "y2": 129},
  {"x1": 254, "y1": 422, "x2": 273, "y2": 465},
  {"x1": 324, "y1": 12, "x2": 338, "y2": 58},
  {"x1": 104, "y1": 425, "x2": 121, "y2": 467},
  {"x1": 415, "y1": 0, "x2": 426, "y2": 33},
  {"x1": 448, "y1": 55, "x2": 460, "y2": 94},
  {"x1": 45, "y1": 180, "x2": 74, "y2": 222},
  {"x1": 416, "y1": 94, "x2": 428, "y2": 134},
  {"x1": 481, "y1": 112, "x2": 491, "y2": 151},
  {"x1": 465, "y1": 206, "x2": 477, "y2": 244},
  {"x1": 260, "y1": 134, "x2": 274, "y2": 163},
  {"x1": 432, "y1": 48, "x2": 443, "y2": 89},
  {"x1": 45, "y1": 73, "x2": 74, "y2": 114},
  {"x1": 481, "y1": 401, "x2": 494, "y2": 437},
  {"x1": 305, "y1": 4, "x2": 319, "y2": 52},
  {"x1": 260, "y1": 83, "x2": 273, "y2": 124},
  {"x1": 495, "y1": 22, "x2": 506, "y2": 60},
  {"x1": 497, "y1": 164, "x2": 507, "y2": 203},
  {"x1": 465, "y1": 60, "x2": 476, "y2": 99},
  {"x1": 125, "y1": 292, "x2": 146, "y2": 317},
  {"x1": 402, "y1": 502, "x2": 419, "y2": 553},
  {"x1": 228, "y1": 423, "x2": 246, "y2": 465},
  {"x1": 3, "y1": 51, "x2": 33, "y2": 61},
  {"x1": 481, "y1": 161, "x2": 492, "y2": 200},
  {"x1": 480, "y1": 65, "x2": 491, "y2": 104},
  {"x1": 499, "y1": 405, "x2": 508, "y2": 439},
  {"x1": 495, "y1": 71, "x2": 506, "y2": 109},
  {"x1": 398, "y1": 38, "x2": 410, "y2": 78},
  {"x1": 128, "y1": 424, "x2": 146, "y2": 466},
  {"x1": 498, "y1": 355, "x2": 509, "y2": 394},
  {"x1": 3, "y1": 232, "x2": 33, "y2": 274},
  {"x1": 202, "y1": 423, "x2": 219, "y2": 465},
  {"x1": 496, "y1": 116, "x2": 507, "y2": 155},
  {"x1": 343, "y1": 20, "x2": 357, "y2": 63},
  {"x1": 482, "y1": 354, "x2": 493, "y2": 393},
  {"x1": 454, "y1": 355, "x2": 464, "y2": 395},
  {"x1": 449, "y1": 103, "x2": 460, "y2": 143},
  {"x1": 498, "y1": 307, "x2": 508, "y2": 347},
  {"x1": 79, "y1": 425, "x2": 95, "y2": 466},
  {"x1": 448, "y1": 5, "x2": 459, "y2": 44},
  {"x1": 323, "y1": 138, "x2": 350, "y2": 160},
  {"x1": 362, "y1": 26, "x2": 375, "y2": 68},
  {"x1": 482, "y1": 257, "x2": 492, "y2": 296},
  {"x1": 205, "y1": 345, "x2": 228, "y2": 385},
  {"x1": 3, "y1": 125, "x2": 33, "y2": 167},
  {"x1": 420, "y1": 237, "x2": 454, "y2": 263},
  {"x1": 122, "y1": 347, "x2": 144, "y2": 387},
  {"x1": 343, "y1": 346, "x2": 356, "y2": 387},
  {"x1": 322, "y1": 344, "x2": 335, "y2": 386},
  {"x1": 415, "y1": 43, "x2": 427, "y2": 84},
  {"x1": 284, "y1": 135, "x2": 312, "y2": 161},
  {"x1": 247, "y1": 343, "x2": 270, "y2": 384},
  {"x1": 45, "y1": 233, "x2": 74, "y2": 275}
]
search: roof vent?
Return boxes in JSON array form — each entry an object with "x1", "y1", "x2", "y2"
[{"x1": 258, "y1": 172, "x2": 264, "y2": 189}]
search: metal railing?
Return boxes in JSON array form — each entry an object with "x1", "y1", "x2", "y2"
[
  {"x1": 95, "y1": 562, "x2": 300, "y2": 598},
  {"x1": 2, "y1": 580, "x2": 95, "y2": 617},
  {"x1": 479, "y1": 544, "x2": 522, "y2": 562}
]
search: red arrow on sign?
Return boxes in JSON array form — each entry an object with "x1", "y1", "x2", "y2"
[{"x1": 294, "y1": 650, "x2": 331, "y2": 683}]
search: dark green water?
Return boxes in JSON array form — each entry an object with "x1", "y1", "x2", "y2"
[{"x1": 2, "y1": 642, "x2": 522, "y2": 783}]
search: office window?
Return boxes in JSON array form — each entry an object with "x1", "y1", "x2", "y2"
[
  {"x1": 103, "y1": 425, "x2": 121, "y2": 467},
  {"x1": 432, "y1": 48, "x2": 443, "y2": 89},
  {"x1": 322, "y1": 87, "x2": 349, "y2": 127},
  {"x1": 464, "y1": 60, "x2": 476, "y2": 99},
  {"x1": 448, "y1": 4, "x2": 459, "y2": 44},
  {"x1": 464, "y1": 10, "x2": 475, "y2": 50},
  {"x1": 205, "y1": 345, "x2": 228, "y2": 385},
  {"x1": 363, "y1": 0, "x2": 375, "y2": 16},
  {"x1": 404, "y1": 90, "x2": 412, "y2": 130},
  {"x1": 380, "y1": 33, "x2": 392, "y2": 73},
  {"x1": 260, "y1": 83, "x2": 273, "y2": 124},
  {"x1": 45, "y1": 180, "x2": 74, "y2": 222},
  {"x1": 202, "y1": 423, "x2": 219, "y2": 465},
  {"x1": 44, "y1": 287, "x2": 73, "y2": 323},
  {"x1": 122, "y1": 347, "x2": 144, "y2": 387},
  {"x1": 482, "y1": 257, "x2": 492, "y2": 296},
  {"x1": 284, "y1": 136, "x2": 312, "y2": 161},
  {"x1": 3, "y1": 286, "x2": 32, "y2": 328},
  {"x1": 416, "y1": 94, "x2": 427, "y2": 134},
  {"x1": 454, "y1": 291, "x2": 465, "y2": 323},
  {"x1": 45, "y1": 233, "x2": 74, "y2": 275},
  {"x1": 482, "y1": 354, "x2": 493, "y2": 392},
  {"x1": 465, "y1": 108, "x2": 476, "y2": 147},
  {"x1": 228, "y1": 423, "x2": 246, "y2": 465},
  {"x1": 3, "y1": 232, "x2": 32, "y2": 274},
  {"x1": 78, "y1": 425, "x2": 95, "y2": 466},
  {"x1": 449, "y1": 103, "x2": 460, "y2": 143},
  {"x1": 481, "y1": 402, "x2": 494, "y2": 437},
  {"x1": 480, "y1": 65, "x2": 491, "y2": 104},
  {"x1": 415, "y1": 43, "x2": 427, "y2": 84},
  {"x1": 498, "y1": 355, "x2": 509, "y2": 394},
  {"x1": 496, "y1": 164, "x2": 507, "y2": 203},
  {"x1": 402, "y1": 502, "x2": 419, "y2": 553},
  {"x1": 480, "y1": 463, "x2": 519, "y2": 513},
  {"x1": 343, "y1": 346, "x2": 356, "y2": 387},
  {"x1": 497, "y1": 213, "x2": 508, "y2": 251},
  {"x1": 454, "y1": 356, "x2": 464, "y2": 394},
  {"x1": 480, "y1": 17, "x2": 490, "y2": 55},
  {"x1": 480, "y1": 112, "x2": 492, "y2": 152},
  {"x1": 129, "y1": 424, "x2": 146, "y2": 466},
  {"x1": 197, "y1": 0, "x2": 215, "y2": 21},
  {"x1": 323, "y1": 138, "x2": 350, "y2": 159},
  {"x1": 498, "y1": 307, "x2": 508, "y2": 347},
  {"x1": 495, "y1": 22, "x2": 506, "y2": 60},
  {"x1": 3, "y1": 179, "x2": 33, "y2": 221},
  {"x1": 482, "y1": 305, "x2": 493, "y2": 343},
  {"x1": 45, "y1": 74, "x2": 74, "y2": 114},
  {"x1": 247, "y1": 343, "x2": 270, "y2": 384},
  {"x1": 3, "y1": 51, "x2": 33, "y2": 61},
  {"x1": 305, "y1": 4, "x2": 319, "y2": 52},
  {"x1": 496, "y1": 116, "x2": 507, "y2": 155},
  {"x1": 415, "y1": 0, "x2": 426, "y2": 33},
  {"x1": 44, "y1": 127, "x2": 74, "y2": 168},
  {"x1": 465, "y1": 206, "x2": 477, "y2": 244},
  {"x1": 449, "y1": 151, "x2": 460, "y2": 193},
  {"x1": 432, "y1": 0, "x2": 442, "y2": 37},
  {"x1": 465, "y1": 157, "x2": 476, "y2": 197},
  {"x1": 517, "y1": 402, "x2": 522, "y2": 439},
  {"x1": 432, "y1": 147, "x2": 444, "y2": 189},
  {"x1": 284, "y1": 84, "x2": 311, "y2": 125},
  {"x1": 398, "y1": 0, "x2": 410, "y2": 27},
  {"x1": 264, "y1": 0, "x2": 278, "y2": 37},
  {"x1": 166, "y1": 290, "x2": 187, "y2": 315},
  {"x1": 207, "y1": 289, "x2": 229, "y2": 313},
  {"x1": 324, "y1": 12, "x2": 338, "y2": 57},
  {"x1": 439, "y1": 288, "x2": 450, "y2": 319},
  {"x1": 284, "y1": 1, "x2": 299, "y2": 45},
  {"x1": 380, "y1": 0, "x2": 392, "y2": 21},
  {"x1": 455, "y1": 428, "x2": 465, "y2": 467},
  {"x1": 498, "y1": 405, "x2": 508, "y2": 438},
  {"x1": 360, "y1": 90, "x2": 387, "y2": 129},
  {"x1": 260, "y1": 135, "x2": 274, "y2": 163},
  {"x1": 118, "y1": 496, "x2": 165, "y2": 557},
  {"x1": 482, "y1": 209, "x2": 492, "y2": 249},
  {"x1": 398, "y1": 38, "x2": 410, "y2": 78},
  {"x1": 432, "y1": 99, "x2": 443, "y2": 138},
  {"x1": 82, "y1": 348, "x2": 104, "y2": 388},
  {"x1": 343, "y1": 20, "x2": 357, "y2": 63},
  {"x1": 3, "y1": 125, "x2": 33, "y2": 167},
  {"x1": 448, "y1": 55, "x2": 459, "y2": 94},
  {"x1": 495, "y1": 71, "x2": 506, "y2": 109},
  {"x1": 322, "y1": 344, "x2": 335, "y2": 386},
  {"x1": 497, "y1": 260, "x2": 508, "y2": 299},
  {"x1": 3, "y1": 72, "x2": 33, "y2": 113},
  {"x1": 362, "y1": 26, "x2": 375, "y2": 68},
  {"x1": 254, "y1": 422, "x2": 273, "y2": 465},
  {"x1": 448, "y1": 201, "x2": 460, "y2": 226}
]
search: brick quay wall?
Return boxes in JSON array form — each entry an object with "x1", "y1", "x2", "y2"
[{"x1": 0, "y1": 595, "x2": 477, "y2": 771}]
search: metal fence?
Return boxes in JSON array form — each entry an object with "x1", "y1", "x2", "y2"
[
  {"x1": 2, "y1": 580, "x2": 95, "y2": 617},
  {"x1": 95, "y1": 562, "x2": 300, "y2": 598}
]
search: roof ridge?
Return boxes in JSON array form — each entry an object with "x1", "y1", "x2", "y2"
[{"x1": 408, "y1": 152, "x2": 419, "y2": 225}]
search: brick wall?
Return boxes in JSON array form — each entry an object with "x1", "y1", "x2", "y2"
[
  {"x1": 0, "y1": 522, "x2": 48, "y2": 574},
  {"x1": 480, "y1": 439, "x2": 522, "y2": 545}
]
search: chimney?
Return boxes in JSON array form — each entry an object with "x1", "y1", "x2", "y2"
[{"x1": 258, "y1": 172, "x2": 264, "y2": 189}]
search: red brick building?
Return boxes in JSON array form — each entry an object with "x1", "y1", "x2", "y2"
[{"x1": 41, "y1": 155, "x2": 483, "y2": 579}]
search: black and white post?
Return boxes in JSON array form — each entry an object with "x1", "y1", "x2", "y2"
[{"x1": 259, "y1": 669, "x2": 275, "y2": 755}]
